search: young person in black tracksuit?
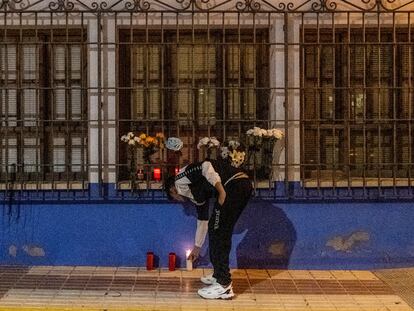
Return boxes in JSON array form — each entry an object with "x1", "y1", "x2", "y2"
[{"x1": 164, "y1": 159, "x2": 252, "y2": 299}]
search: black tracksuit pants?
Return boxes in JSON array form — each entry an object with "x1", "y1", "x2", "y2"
[{"x1": 208, "y1": 178, "x2": 252, "y2": 286}]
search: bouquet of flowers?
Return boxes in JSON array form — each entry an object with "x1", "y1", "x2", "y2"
[
  {"x1": 197, "y1": 136, "x2": 220, "y2": 159},
  {"x1": 245, "y1": 127, "x2": 284, "y2": 178},
  {"x1": 138, "y1": 132, "x2": 165, "y2": 163},
  {"x1": 197, "y1": 137, "x2": 220, "y2": 149},
  {"x1": 246, "y1": 127, "x2": 284, "y2": 151},
  {"x1": 246, "y1": 127, "x2": 284, "y2": 140},
  {"x1": 121, "y1": 132, "x2": 165, "y2": 165},
  {"x1": 220, "y1": 140, "x2": 246, "y2": 168}
]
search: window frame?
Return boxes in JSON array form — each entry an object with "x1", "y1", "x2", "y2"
[
  {"x1": 301, "y1": 26, "x2": 414, "y2": 187},
  {"x1": 117, "y1": 27, "x2": 270, "y2": 182},
  {"x1": 0, "y1": 28, "x2": 88, "y2": 183}
]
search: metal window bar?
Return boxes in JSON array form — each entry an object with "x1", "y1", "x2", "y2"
[{"x1": 0, "y1": 0, "x2": 413, "y2": 202}]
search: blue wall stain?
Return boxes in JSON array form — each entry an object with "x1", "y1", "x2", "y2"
[{"x1": 1, "y1": 198, "x2": 414, "y2": 269}]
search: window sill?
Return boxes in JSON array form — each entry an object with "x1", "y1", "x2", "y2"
[
  {"x1": 303, "y1": 178, "x2": 414, "y2": 188},
  {"x1": 255, "y1": 180, "x2": 275, "y2": 189},
  {"x1": 117, "y1": 181, "x2": 163, "y2": 190},
  {"x1": 0, "y1": 182, "x2": 88, "y2": 190},
  {"x1": 118, "y1": 180, "x2": 262, "y2": 190}
]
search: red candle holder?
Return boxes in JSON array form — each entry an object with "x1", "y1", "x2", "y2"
[
  {"x1": 174, "y1": 167, "x2": 179, "y2": 175},
  {"x1": 168, "y1": 252, "x2": 176, "y2": 271},
  {"x1": 153, "y1": 168, "x2": 161, "y2": 181},
  {"x1": 146, "y1": 252, "x2": 154, "y2": 270}
]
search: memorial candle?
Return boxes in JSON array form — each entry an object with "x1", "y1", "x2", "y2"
[
  {"x1": 146, "y1": 252, "x2": 154, "y2": 270},
  {"x1": 168, "y1": 252, "x2": 176, "y2": 271},
  {"x1": 186, "y1": 249, "x2": 193, "y2": 271},
  {"x1": 153, "y1": 168, "x2": 161, "y2": 181}
]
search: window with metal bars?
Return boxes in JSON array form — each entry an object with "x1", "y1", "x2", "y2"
[
  {"x1": 0, "y1": 29, "x2": 87, "y2": 182},
  {"x1": 118, "y1": 29, "x2": 269, "y2": 180},
  {"x1": 303, "y1": 29, "x2": 414, "y2": 184}
]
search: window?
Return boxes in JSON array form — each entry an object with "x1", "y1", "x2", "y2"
[
  {"x1": 0, "y1": 29, "x2": 87, "y2": 182},
  {"x1": 118, "y1": 29, "x2": 269, "y2": 180},
  {"x1": 303, "y1": 29, "x2": 414, "y2": 184}
]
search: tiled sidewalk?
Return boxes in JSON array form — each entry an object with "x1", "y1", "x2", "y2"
[{"x1": 0, "y1": 266, "x2": 412, "y2": 311}]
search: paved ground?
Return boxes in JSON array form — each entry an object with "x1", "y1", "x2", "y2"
[{"x1": 0, "y1": 266, "x2": 413, "y2": 310}]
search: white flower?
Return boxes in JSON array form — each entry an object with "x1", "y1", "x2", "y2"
[
  {"x1": 121, "y1": 135, "x2": 128, "y2": 142},
  {"x1": 209, "y1": 137, "x2": 220, "y2": 147},
  {"x1": 197, "y1": 137, "x2": 210, "y2": 149},
  {"x1": 220, "y1": 146, "x2": 230, "y2": 159},
  {"x1": 273, "y1": 129, "x2": 284, "y2": 140},
  {"x1": 253, "y1": 127, "x2": 263, "y2": 137},
  {"x1": 134, "y1": 137, "x2": 141, "y2": 143},
  {"x1": 267, "y1": 128, "x2": 284, "y2": 139},
  {"x1": 128, "y1": 139, "x2": 136, "y2": 146},
  {"x1": 228, "y1": 140, "x2": 240, "y2": 149},
  {"x1": 247, "y1": 126, "x2": 267, "y2": 137},
  {"x1": 127, "y1": 132, "x2": 134, "y2": 139},
  {"x1": 198, "y1": 137, "x2": 220, "y2": 149}
]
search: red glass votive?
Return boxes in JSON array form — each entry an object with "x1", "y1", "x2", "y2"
[
  {"x1": 174, "y1": 167, "x2": 179, "y2": 175},
  {"x1": 168, "y1": 252, "x2": 176, "y2": 271},
  {"x1": 153, "y1": 168, "x2": 161, "y2": 181},
  {"x1": 146, "y1": 252, "x2": 154, "y2": 270}
]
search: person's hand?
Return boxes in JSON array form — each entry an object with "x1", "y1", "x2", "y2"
[
  {"x1": 188, "y1": 246, "x2": 201, "y2": 261},
  {"x1": 218, "y1": 191, "x2": 226, "y2": 206}
]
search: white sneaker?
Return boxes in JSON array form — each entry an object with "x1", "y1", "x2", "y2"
[
  {"x1": 200, "y1": 274, "x2": 217, "y2": 285},
  {"x1": 197, "y1": 283, "x2": 234, "y2": 300}
]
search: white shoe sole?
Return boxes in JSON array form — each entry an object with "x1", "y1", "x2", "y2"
[{"x1": 197, "y1": 288, "x2": 235, "y2": 300}]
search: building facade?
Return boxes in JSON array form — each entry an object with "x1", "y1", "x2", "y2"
[{"x1": 0, "y1": 0, "x2": 414, "y2": 268}]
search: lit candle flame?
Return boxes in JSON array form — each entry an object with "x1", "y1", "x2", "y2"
[{"x1": 186, "y1": 249, "x2": 191, "y2": 259}]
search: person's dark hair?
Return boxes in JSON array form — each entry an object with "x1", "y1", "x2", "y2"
[{"x1": 163, "y1": 175, "x2": 176, "y2": 201}]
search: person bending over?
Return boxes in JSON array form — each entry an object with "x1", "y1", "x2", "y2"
[{"x1": 164, "y1": 159, "x2": 252, "y2": 300}]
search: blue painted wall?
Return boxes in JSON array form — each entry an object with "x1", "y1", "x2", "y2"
[{"x1": 1, "y1": 198, "x2": 414, "y2": 269}]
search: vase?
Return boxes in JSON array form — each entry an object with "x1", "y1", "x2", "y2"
[{"x1": 137, "y1": 169, "x2": 145, "y2": 181}]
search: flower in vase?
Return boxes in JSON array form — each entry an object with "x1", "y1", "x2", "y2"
[
  {"x1": 121, "y1": 132, "x2": 143, "y2": 146},
  {"x1": 228, "y1": 140, "x2": 240, "y2": 149},
  {"x1": 121, "y1": 135, "x2": 129, "y2": 142},
  {"x1": 197, "y1": 137, "x2": 220, "y2": 150},
  {"x1": 121, "y1": 131, "x2": 166, "y2": 165},
  {"x1": 273, "y1": 129, "x2": 284, "y2": 140},
  {"x1": 197, "y1": 137, "x2": 209, "y2": 149},
  {"x1": 220, "y1": 139, "x2": 245, "y2": 167},
  {"x1": 264, "y1": 128, "x2": 284, "y2": 140},
  {"x1": 146, "y1": 136, "x2": 154, "y2": 144},
  {"x1": 246, "y1": 127, "x2": 257, "y2": 136},
  {"x1": 220, "y1": 146, "x2": 230, "y2": 159},
  {"x1": 247, "y1": 127, "x2": 284, "y2": 140},
  {"x1": 229, "y1": 150, "x2": 246, "y2": 168}
]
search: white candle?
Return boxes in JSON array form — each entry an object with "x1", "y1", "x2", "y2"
[{"x1": 186, "y1": 249, "x2": 193, "y2": 271}]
